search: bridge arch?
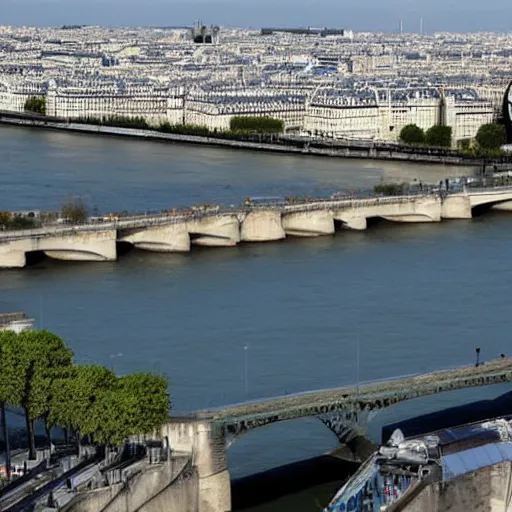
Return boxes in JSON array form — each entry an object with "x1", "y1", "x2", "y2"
[{"x1": 208, "y1": 358, "x2": 512, "y2": 445}]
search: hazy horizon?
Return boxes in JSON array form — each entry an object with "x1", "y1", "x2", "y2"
[{"x1": 2, "y1": 0, "x2": 512, "y2": 33}]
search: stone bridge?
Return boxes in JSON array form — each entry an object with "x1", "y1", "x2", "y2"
[
  {"x1": 2, "y1": 187, "x2": 512, "y2": 268},
  {"x1": 164, "y1": 357, "x2": 512, "y2": 512}
]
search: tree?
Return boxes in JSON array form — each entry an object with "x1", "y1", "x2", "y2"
[
  {"x1": 399, "y1": 124, "x2": 425, "y2": 145},
  {"x1": 12, "y1": 331, "x2": 73, "y2": 459},
  {"x1": 374, "y1": 183, "x2": 406, "y2": 196},
  {"x1": 0, "y1": 211, "x2": 12, "y2": 230},
  {"x1": 94, "y1": 373, "x2": 169, "y2": 446},
  {"x1": 425, "y1": 125, "x2": 452, "y2": 148},
  {"x1": 61, "y1": 195, "x2": 88, "y2": 224},
  {"x1": 476, "y1": 124, "x2": 506, "y2": 150},
  {"x1": 49, "y1": 365, "x2": 116, "y2": 446},
  {"x1": 24, "y1": 96, "x2": 46, "y2": 115},
  {"x1": 0, "y1": 331, "x2": 26, "y2": 480},
  {"x1": 229, "y1": 116, "x2": 284, "y2": 134}
]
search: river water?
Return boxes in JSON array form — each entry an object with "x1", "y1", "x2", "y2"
[{"x1": 2, "y1": 125, "x2": 512, "y2": 508}]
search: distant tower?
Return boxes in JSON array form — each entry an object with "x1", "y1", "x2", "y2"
[
  {"x1": 439, "y1": 88, "x2": 447, "y2": 126},
  {"x1": 503, "y1": 81, "x2": 512, "y2": 144},
  {"x1": 399, "y1": 19, "x2": 403, "y2": 34},
  {"x1": 420, "y1": 17, "x2": 423, "y2": 35}
]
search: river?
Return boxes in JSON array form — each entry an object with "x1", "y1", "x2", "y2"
[{"x1": 2, "y1": 125, "x2": 512, "y2": 509}]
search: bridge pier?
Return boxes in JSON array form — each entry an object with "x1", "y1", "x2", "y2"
[
  {"x1": 240, "y1": 210, "x2": 285, "y2": 242},
  {"x1": 282, "y1": 210, "x2": 335, "y2": 236},
  {"x1": 335, "y1": 215, "x2": 368, "y2": 230},
  {"x1": 441, "y1": 195, "x2": 472, "y2": 219},
  {"x1": 0, "y1": 239, "x2": 27, "y2": 268},
  {"x1": 118, "y1": 223, "x2": 191, "y2": 252},
  {"x1": 163, "y1": 420, "x2": 231, "y2": 512},
  {"x1": 188, "y1": 215, "x2": 240, "y2": 247}
]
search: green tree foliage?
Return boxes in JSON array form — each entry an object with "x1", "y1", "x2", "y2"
[
  {"x1": 0, "y1": 331, "x2": 26, "y2": 481},
  {"x1": 158, "y1": 122, "x2": 211, "y2": 136},
  {"x1": 399, "y1": 124, "x2": 425, "y2": 145},
  {"x1": 0, "y1": 330, "x2": 171, "y2": 458},
  {"x1": 374, "y1": 183, "x2": 405, "y2": 195},
  {"x1": 0, "y1": 212, "x2": 37, "y2": 231},
  {"x1": 61, "y1": 195, "x2": 88, "y2": 223},
  {"x1": 75, "y1": 115, "x2": 149, "y2": 129},
  {"x1": 425, "y1": 125, "x2": 452, "y2": 148},
  {"x1": 476, "y1": 124, "x2": 506, "y2": 150},
  {"x1": 1, "y1": 331, "x2": 73, "y2": 459},
  {"x1": 24, "y1": 96, "x2": 46, "y2": 115},
  {"x1": 49, "y1": 365, "x2": 116, "y2": 437},
  {"x1": 230, "y1": 116, "x2": 284, "y2": 133},
  {"x1": 94, "y1": 373, "x2": 169, "y2": 445}
]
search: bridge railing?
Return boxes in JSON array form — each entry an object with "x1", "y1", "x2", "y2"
[{"x1": 3, "y1": 183, "x2": 512, "y2": 240}]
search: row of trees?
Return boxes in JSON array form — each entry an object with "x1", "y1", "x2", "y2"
[
  {"x1": 0, "y1": 211, "x2": 37, "y2": 231},
  {"x1": 0, "y1": 330, "x2": 169, "y2": 475},
  {"x1": 399, "y1": 124, "x2": 453, "y2": 148},
  {"x1": 75, "y1": 115, "x2": 150, "y2": 130},
  {"x1": 229, "y1": 116, "x2": 284, "y2": 133},
  {"x1": 24, "y1": 96, "x2": 46, "y2": 115},
  {"x1": 74, "y1": 115, "x2": 285, "y2": 136},
  {"x1": 399, "y1": 122, "x2": 508, "y2": 153}
]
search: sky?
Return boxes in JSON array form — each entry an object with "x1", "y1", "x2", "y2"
[{"x1": 2, "y1": 0, "x2": 512, "y2": 33}]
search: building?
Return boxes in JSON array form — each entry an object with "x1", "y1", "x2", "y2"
[
  {"x1": 46, "y1": 80, "x2": 171, "y2": 125},
  {"x1": 0, "y1": 312, "x2": 34, "y2": 333},
  {"x1": 185, "y1": 87, "x2": 306, "y2": 131},
  {"x1": 303, "y1": 86, "x2": 494, "y2": 145}
]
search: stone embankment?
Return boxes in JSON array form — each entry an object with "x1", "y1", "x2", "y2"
[{"x1": 0, "y1": 111, "x2": 500, "y2": 166}]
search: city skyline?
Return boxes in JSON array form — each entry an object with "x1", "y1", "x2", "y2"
[{"x1": 2, "y1": 0, "x2": 512, "y2": 33}]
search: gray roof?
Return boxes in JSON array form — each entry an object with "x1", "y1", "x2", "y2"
[{"x1": 0, "y1": 312, "x2": 28, "y2": 326}]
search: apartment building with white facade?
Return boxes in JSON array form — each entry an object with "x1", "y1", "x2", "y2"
[
  {"x1": 185, "y1": 87, "x2": 306, "y2": 131},
  {"x1": 303, "y1": 86, "x2": 494, "y2": 144}
]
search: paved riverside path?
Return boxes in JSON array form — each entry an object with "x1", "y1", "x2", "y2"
[{"x1": 194, "y1": 357, "x2": 512, "y2": 433}]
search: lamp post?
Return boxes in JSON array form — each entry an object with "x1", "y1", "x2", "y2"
[
  {"x1": 109, "y1": 352, "x2": 123, "y2": 373},
  {"x1": 244, "y1": 345, "x2": 249, "y2": 400},
  {"x1": 356, "y1": 335, "x2": 360, "y2": 397}
]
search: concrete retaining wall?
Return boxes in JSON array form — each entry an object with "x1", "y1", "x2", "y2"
[
  {"x1": 399, "y1": 462, "x2": 512, "y2": 512},
  {"x1": 161, "y1": 421, "x2": 231, "y2": 512}
]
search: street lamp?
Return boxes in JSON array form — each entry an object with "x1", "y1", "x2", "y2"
[
  {"x1": 356, "y1": 334, "x2": 360, "y2": 397},
  {"x1": 109, "y1": 352, "x2": 123, "y2": 373},
  {"x1": 244, "y1": 345, "x2": 249, "y2": 400}
]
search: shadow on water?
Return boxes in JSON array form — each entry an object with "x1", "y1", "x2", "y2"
[
  {"x1": 116, "y1": 241, "x2": 135, "y2": 256},
  {"x1": 232, "y1": 455, "x2": 358, "y2": 511},
  {"x1": 25, "y1": 250, "x2": 46, "y2": 266}
]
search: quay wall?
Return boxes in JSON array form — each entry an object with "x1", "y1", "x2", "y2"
[
  {"x1": 65, "y1": 457, "x2": 199, "y2": 512},
  {"x1": 0, "y1": 114, "x2": 490, "y2": 166},
  {"x1": 393, "y1": 462, "x2": 512, "y2": 512}
]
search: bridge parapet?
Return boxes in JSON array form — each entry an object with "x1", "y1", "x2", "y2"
[{"x1": 199, "y1": 358, "x2": 512, "y2": 435}]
